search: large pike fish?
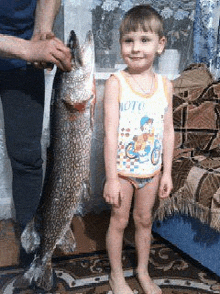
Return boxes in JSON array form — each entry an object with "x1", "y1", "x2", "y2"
[{"x1": 16, "y1": 30, "x2": 96, "y2": 291}]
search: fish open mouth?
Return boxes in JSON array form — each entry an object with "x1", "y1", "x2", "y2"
[
  {"x1": 67, "y1": 30, "x2": 83, "y2": 68},
  {"x1": 67, "y1": 30, "x2": 94, "y2": 70}
]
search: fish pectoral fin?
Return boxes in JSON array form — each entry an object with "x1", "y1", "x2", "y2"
[
  {"x1": 56, "y1": 228, "x2": 76, "y2": 254},
  {"x1": 21, "y1": 218, "x2": 40, "y2": 254}
]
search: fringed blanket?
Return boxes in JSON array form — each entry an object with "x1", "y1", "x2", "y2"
[{"x1": 154, "y1": 64, "x2": 220, "y2": 232}]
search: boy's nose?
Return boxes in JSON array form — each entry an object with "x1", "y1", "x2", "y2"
[{"x1": 132, "y1": 41, "x2": 141, "y2": 52}]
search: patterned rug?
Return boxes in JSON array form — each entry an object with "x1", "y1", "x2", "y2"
[{"x1": 0, "y1": 235, "x2": 220, "y2": 294}]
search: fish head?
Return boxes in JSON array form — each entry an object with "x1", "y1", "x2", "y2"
[{"x1": 60, "y1": 30, "x2": 95, "y2": 106}]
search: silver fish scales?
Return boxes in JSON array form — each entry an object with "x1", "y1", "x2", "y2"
[{"x1": 16, "y1": 30, "x2": 96, "y2": 291}]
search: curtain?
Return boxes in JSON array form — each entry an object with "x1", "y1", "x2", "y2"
[{"x1": 193, "y1": 0, "x2": 220, "y2": 80}]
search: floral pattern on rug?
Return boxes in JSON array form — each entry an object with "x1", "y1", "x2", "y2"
[{"x1": 0, "y1": 236, "x2": 219, "y2": 294}]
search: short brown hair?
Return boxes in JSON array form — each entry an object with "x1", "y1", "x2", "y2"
[{"x1": 119, "y1": 5, "x2": 164, "y2": 40}]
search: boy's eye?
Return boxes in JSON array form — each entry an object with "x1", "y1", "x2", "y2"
[
  {"x1": 142, "y1": 38, "x2": 150, "y2": 43},
  {"x1": 124, "y1": 38, "x2": 133, "y2": 43}
]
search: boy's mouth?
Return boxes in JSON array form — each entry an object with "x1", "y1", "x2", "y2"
[{"x1": 130, "y1": 57, "x2": 143, "y2": 60}]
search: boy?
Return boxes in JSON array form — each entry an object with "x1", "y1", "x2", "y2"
[{"x1": 103, "y1": 5, "x2": 174, "y2": 294}]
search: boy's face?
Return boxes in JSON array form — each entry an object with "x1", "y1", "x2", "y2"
[{"x1": 120, "y1": 30, "x2": 165, "y2": 71}]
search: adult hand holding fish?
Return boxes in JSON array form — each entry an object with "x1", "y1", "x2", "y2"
[
  {"x1": 30, "y1": 32, "x2": 72, "y2": 71},
  {"x1": 0, "y1": 33, "x2": 72, "y2": 72}
]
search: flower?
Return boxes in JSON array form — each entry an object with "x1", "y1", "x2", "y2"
[
  {"x1": 90, "y1": 0, "x2": 102, "y2": 10},
  {"x1": 161, "y1": 7, "x2": 173, "y2": 19},
  {"x1": 101, "y1": 0, "x2": 119, "y2": 11},
  {"x1": 120, "y1": 0, "x2": 133, "y2": 12},
  {"x1": 174, "y1": 9, "x2": 189, "y2": 21}
]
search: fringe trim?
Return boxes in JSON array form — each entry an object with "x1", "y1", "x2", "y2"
[{"x1": 153, "y1": 187, "x2": 220, "y2": 232}]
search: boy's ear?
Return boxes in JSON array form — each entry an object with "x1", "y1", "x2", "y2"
[{"x1": 157, "y1": 36, "x2": 166, "y2": 55}]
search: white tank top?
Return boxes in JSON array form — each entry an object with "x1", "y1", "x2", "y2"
[{"x1": 113, "y1": 71, "x2": 170, "y2": 178}]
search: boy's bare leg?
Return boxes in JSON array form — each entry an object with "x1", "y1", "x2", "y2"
[
  {"x1": 134, "y1": 174, "x2": 162, "y2": 294},
  {"x1": 106, "y1": 178, "x2": 134, "y2": 294}
]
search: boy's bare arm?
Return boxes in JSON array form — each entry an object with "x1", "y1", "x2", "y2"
[
  {"x1": 103, "y1": 76, "x2": 121, "y2": 207},
  {"x1": 159, "y1": 80, "x2": 174, "y2": 198}
]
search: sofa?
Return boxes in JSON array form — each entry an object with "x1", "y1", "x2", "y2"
[{"x1": 153, "y1": 64, "x2": 220, "y2": 276}]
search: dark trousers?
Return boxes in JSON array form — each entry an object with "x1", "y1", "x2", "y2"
[{"x1": 0, "y1": 65, "x2": 45, "y2": 228}]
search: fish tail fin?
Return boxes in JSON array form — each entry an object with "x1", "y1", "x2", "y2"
[
  {"x1": 21, "y1": 218, "x2": 40, "y2": 254},
  {"x1": 14, "y1": 256, "x2": 54, "y2": 291}
]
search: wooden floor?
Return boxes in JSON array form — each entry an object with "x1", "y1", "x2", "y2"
[
  {"x1": 0, "y1": 210, "x2": 135, "y2": 268},
  {"x1": 0, "y1": 219, "x2": 20, "y2": 267}
]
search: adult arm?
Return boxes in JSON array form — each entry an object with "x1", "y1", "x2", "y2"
[{"x1": 33, "y1": 0, "x2": 61, "y2": 36}]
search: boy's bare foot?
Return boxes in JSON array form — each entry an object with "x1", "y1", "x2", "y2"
[
  {"x1": 109, "y1": 275, "x2": 133, "y2": 294},
  {"x1": 136, "y1": 271, "x2": 162, "y2": 294}
]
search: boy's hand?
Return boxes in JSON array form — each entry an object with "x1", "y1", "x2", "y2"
[
  {"x1": 103, "y1": 179, "x2": 122, "y2": 208},
  {"x1": 158, "y1": 173, "x2": 173, "y2": 198}
]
